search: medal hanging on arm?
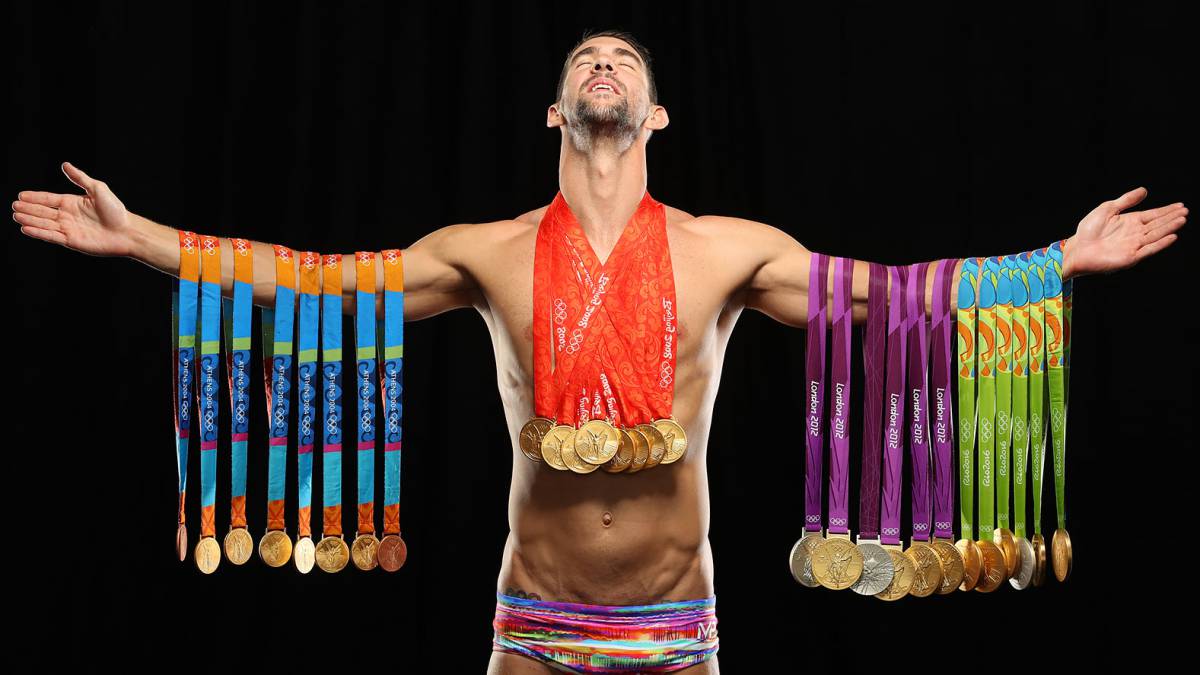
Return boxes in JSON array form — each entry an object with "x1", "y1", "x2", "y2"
[
  {"x1": 954, "y1": 258, "x2": 984, "y2": 591},
  {"x1": 194, "y1": 235, "x2": 223, "y2": 574},
  {"x1": 929, "y1": 259, "x2": 966, "y2": 594},
  {"x1": 973, "y1": 258, "x2": 1007, "y2": 592},
  {"x1": 1007, "y1": 254, "x2": 1036, "y2": 589},
  {"x1": 850, "y1": 262, "x2": 896, "y2": 596},
  {"x1": 352, "y1": 251, "x2": 380, "y2": 570},
  {"x1": 221, "y1": 239, "x2": 255, "y2": 565},
  {"x1": 377, "y1": 249, "x2": 408, "y2": 572},
  {"x1": 1024, "y1": 248, "x2": 1050, "y2": 586},
  {"x1": 992, "y1": 256, "x2": 1022, "y2": 579},
  {"x1": 315, "y1": 255, "x2": 350, "y2": 573},
  {"x1": 788, "y1": 252, "x2": 830, "y2": 588},
  {"x1": 811, "y1": 257, "x2": 865, "y2": 590},
  {"x1": 1044, "y1": 242, "x2": 1073, "y2": 582},
  {"x1": 902, "y1": 262, "x2": 944, "y2": 597},
  {"x1": 875, "y1": 265, "x2": 916, "y2": 601},
  {"x1": 292, "y1": 252, "x2": 321, "y2": 574},
  {"x1": 172, "y1": 231, "x2": 200, "y2": 562},
  {"x1": 258, "y1": 245, "x2": 296, "y2": 568}
]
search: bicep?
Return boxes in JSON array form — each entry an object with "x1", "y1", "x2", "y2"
[{"x1": 739, "y1": 220, "x2": 815, "y2": 328}]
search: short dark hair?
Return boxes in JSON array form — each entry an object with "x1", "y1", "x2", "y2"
[{"x1": 555, "y1": 29, "x2": 658, "y2": 106}]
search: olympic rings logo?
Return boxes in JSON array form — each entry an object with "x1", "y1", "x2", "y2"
[
  {"x1": 303, "y1": 252, "x2": 318, "y2": 269},
  {"x1": 806, "y1": 515, "x2": 821, "y2": 524},
  {"x1": 275, "y1": 245, "x2": 291, "y2": 261},
  {"x1": 233, "y1": 238, "x2": 250, "y2": 256},
  {"x1": 882, "y1": 527, "x2": 900, "y2": 536},
  {"x1": 383, "y1": 249, "x2": 400, "y2": 265},
  {"x1": 181, "y1": 233, "x2": 196, "y2": 253},
  {"x1": 829, "y1": 517, "x2": 847, "y2": 527},
  {"x1": 554, "y1": 299, "x2": 567, "y2": 324},
  {"x1": 979, "y1": 418, "x2": 992, "y2": 443},
  {"x1": 566, "y1": 329, "x2": 584, "y2": 355},
  {"x1": 659, "y1": 361, "x2": 673, "y2": 388},
  {"x1": 201, "y1": 236, "x2": 218, "y2": 255},
  {"x1": 913, "y1": 523, "x2": 929, "y2": 532},
  {"x1": 324, "y1": 254, "x2": 339, "y2": 268},
  {"x1": 357, "y1": 251, "x2": 373, "y2": 266}
]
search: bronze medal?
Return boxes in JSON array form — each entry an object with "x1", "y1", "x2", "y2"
[
  {"x1": 1030, "y1": 533, "x2": 1048, "y2": 587},
  {"x1": 223, "y1": 527, "x2": 254, "y2": 565},
  {"x1": 315, "y1": 535, "x2": 350, "y2": 573},
  {"x1": 653, "y1": 417, "x2": 688, "y2": 465},
  {"x1": 811, "y1": 534, "x2": 864, "y2": 591},
  {"x1": 993, "y1": 527, "x2": 1021, "y2": 579},
  {"x1": 194, "y1": 536, "x2": 221, "y2": 575},
  {"x1": 875, "y1": 546, "x2": 916, "y2": 601},
  {"x1": 788, "y1": 531, "x2": 826, "y2": 588},
  {"x1": 293, "y1": 536, "x2": 316, "y2": 574},
  {"x1": 258, "y1": 529, "x2": 293, "y2": 567},
  {"x1": 929, "y1": 538, "x2": 965, "y2": 594},
  {"x1": 955, "y1": 538, "x2": 983, "y2": 592},
  {"x1": 973, "y1": 539, "x2": 1007, "y2": 593},
  {"x1": 176, "y1": 522, "x2": 188, "y2": 562},
  {"x1": 903, "y1": 541, "x2": 944, "y2": 598},
  {"x1": 519, "y1": 417, "x2": 555, "y2": 463},
  {"x1": 574, "y1": 419, "x2": 621, "y2": 465},
  {"x1": 351, "y1": 533, "x2": 380, "y2": 571},
  {"x1": 634, "y1": 423, "x2": 666, "y2": 472},
  {"x1": 602, "y1": 429, "x2": 636, "y2": 473},
  {"x1": 540, "y1": 424, "x2": 574, "y2": 471},
  {"x1": 1051, "y1": 528, "x2": 1072, "y2": 582},
  {"x1": 378, "y1": 534, "x2": 408, "y2": 572}
]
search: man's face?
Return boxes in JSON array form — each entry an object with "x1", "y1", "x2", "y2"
[{"x1": 554, "y1": 37, "x2": 656, "y2": 153}]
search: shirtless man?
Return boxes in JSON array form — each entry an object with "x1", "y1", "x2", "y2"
[{"x1": 13, "y1": 29, "x2": 1186, "y2": 674}]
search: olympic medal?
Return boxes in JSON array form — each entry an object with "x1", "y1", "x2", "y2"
[
  {"x1": 1031, "y1": 533, "x2": 1048, "y2": 587},
  {"x1": 642, "y1": 422, "x2": 668, "y2": 469},
  {"x1": 351, "y1": 533, "x2": 380, "y2": 571},
  {"x1": 560, "y1": 436, "x2": 601, "y2": 474},
  {"x1": 850, "y1": 539, "x2": 895, "y2": 596},
  {"x1": 378, "y1": 534, "x2": 408, "y2": 572},
  {"x1": 955, "y1": 539, "x2": 983, "y2": 591},
  {"x1": 540, "y1": 425, "x2": 574, "y2": 471},
  {"x1": 994, "y1": 527, "x2": 1021, "y2": 579},
  {"x1": 634, "y1": 424, "x2": 666, "y2": 473},
  {"x1": 293, "y1": 536, "x2": 315, "y2": 574},
  {"x1": 315, "y1": 535, "x2": 350, "y2": 573},
  {"x1": 258, "y1": 529, "x2": 293, "y2": 567},
  {"x1": 811, "y1": 535, "x2": 864, "y2": 590},
  {"x1": 788, "y1": 531, "x2": 825, "y2": 588},
  {"x1": 929, "y1": 539, "x2": 965, "y2": 594},
  {"x1": 1051, "y1": 528, "x2": 1072, "y2": 582},
  {"x1": 1009, "y1": 536, "x2": 1036, "y2": 590},
  {"x1": 904, "y1": 541, "x2": 944, "y2": 598},
  {"x1": 194, "y1": 536, "x2": 221, "y2": 575},
  {"x1": 627, "y1": 428, "x2": 652, "y2": 473},
  {"x1": 602, "y1": 429, "x2": 636, "y2": 473},
  {"x1": 223, "y1": 527, "x2": 254, "y2": 565},
  {"x1": 176, "y1": 523, "x2": 188, "y2": 562},
  {"x1": 875, "y1": 547, "x2": 916, "y2": 601},
  {"x1": 574, "y1": 419, "x2": 621, "y2": 465},
  {"x1": 974, "y1": 539, "x2": 1007, "y2": 593},
  {"x1": 519, "y1": 417, "x2": 554, "y2": 463},
  {"x1": 653, "y1": 417, "x2": 688, "y2": 465}
]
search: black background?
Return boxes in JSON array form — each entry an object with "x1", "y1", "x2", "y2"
[{"x1": 8, "y1": 0, "x2": 1194, "y2": 670}]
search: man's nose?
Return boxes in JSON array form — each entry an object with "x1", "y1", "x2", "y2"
[{"x1": 592, "y1": 60, "x2": 615, "y2": 72}]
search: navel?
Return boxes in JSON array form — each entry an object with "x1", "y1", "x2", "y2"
[{"x1": 601, "y1": 511, "x2": 613, "y2": 527}]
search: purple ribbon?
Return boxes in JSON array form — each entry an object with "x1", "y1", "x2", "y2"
[
  {"x1": 881, "y1": 265, "x2": 908, "y2": 546},
  {"x1": 930, "y1": 259, "x2": 960, "y2": 540},
  {"x1": 804, "y1": 253, "x2": 829, "y2": 533},
  {"x1": 906, "y1": 262, "x2": 933, "y2": 541},
  {"x1": 828, "y1": 258, "x2": 854, "y2": 535},
  {"x1": 858, "y1": 263, "x2": 887, "y2": 540}
]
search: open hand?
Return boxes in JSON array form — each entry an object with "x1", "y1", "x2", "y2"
[
  {"x1": 1065, "y1": 187, "x2": 1186, "y2": 279},
  {"x1": 13, "y1": 162, "x2": 135, "y2": 257}
]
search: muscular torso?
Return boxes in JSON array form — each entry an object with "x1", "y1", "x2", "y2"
[{"x1": 463, "y1": 203, "x2": 751, "y2": 605}]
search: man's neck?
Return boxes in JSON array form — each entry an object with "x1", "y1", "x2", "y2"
[{"x1": 558, "y1": 134, "x2": 649, "y2": 261}]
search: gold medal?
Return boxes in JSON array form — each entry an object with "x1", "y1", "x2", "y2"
[
  {"x1": 954, "y1": 538, "x2": 983, "y2": 591},
  {"x1": 351, "y1": 532, "x2": 380, "y2": 571},
  {"x1": 1051, "y1": 528, "x2": 1072, "y2": 582},
  {"x1": 194, "y1": 536, "x2": 221, "y2": 574},
  {"x1": 573, "y1": 419, "x2": 621, "y2": 465},
  {"x1": 258, "y1": 529, "x2": 293, "y2": 567},
  {"x1": 626, "y1": 427, "x2": 652, "y2": 473},
  {"x1": 788, "y1": 531, "x2": 826, "y2": 588},
  {"x1": 929, "y1": 538, "x2": 965, "y2": 594},
  {"x1": 653, "y1": 417, "x2": 688, "y2": 465},
  {"x1": 539, "y1": 424, "x2": 574, "y2": 471},
  {"x1": 875, "y1": 545, "x2": 916, "y2": 601},
  {"x1": 1031, "y1": 533, "x2": 1048, "y2": 587},
  {"x1": 378, "y1": 534, "x2": 408, "y2": 572},
  {"x1": 176, "y1": 523, "x2": 188, "y2": 562},
  {"x1": 315, "y1": 535, "x2": 350, "y2": 573},
  {"x1": 811, "y1": 533, "x2": 864, "y2": 590},
  {"x1": 973, "y1": 539, "x2": 1007, "y2": 592},
  {"x1": 519, "y1": 417, "x2": 555, "y2": 463},
  {"x1": 993, "y1": 527, "x2": 1021, "y2": 579},
  {"x1": 223, "y1": 527, "x2": 254, "y2": 565},
  {"x1": 293, "y1": 536, "x2": 316, "y2": 574},
  {"x1": 602, "y1": 429, "x2": 636, "y2": 473},
  {"x1": 634, "y1": 423, "x2": 666, "y2": 473},
  {"x1": 560, "y1": 431, "x2": 602, "y2": 474},
  {"x1": 903, "y1": 540, "x2": 944, "y2": 598}
]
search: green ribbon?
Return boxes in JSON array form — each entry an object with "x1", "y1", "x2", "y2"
[
  {"x1": 1045, "y1": 243, "x2": 1070, "y2": 531},
  {"x1": 956, "y1": 258, "x2": 982, "y2": 540},
  {"x1": 1009, "y1": 257, "x2": 1031, "y2": 539},
  {"x1": 1027, "y1": 249, "x2": 1048, "y2": 537},
  {"x1": 995, "y1": 257, "x2": 1014, "y2": 531},
  {"x1": 977, "y1": 258, "x2": 999, "y2": 541}
]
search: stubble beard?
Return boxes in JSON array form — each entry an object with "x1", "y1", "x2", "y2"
[{"x1": 566, "y1": 94, "x2": 643, "y2": 155}]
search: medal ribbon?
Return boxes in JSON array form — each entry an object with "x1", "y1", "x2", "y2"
[
  {"x1": 321, "y1": 255, "x2": 345, "y2": 537},
  {"x1": 222, "y1": 239, "x2": 253, "y2": 532},
  {"x1": 858, "y1": 263, "x2": 888, "y2": 540},
  {"x1": 1045, "y1": 242, "x2": 1070, "y2": 531},
  {"x1": 828, "y1": 257, "x2": 853, "y2": 535},
  {"x1": 1026, "y1": 248, "x2": 1048, "y2": 536},
  {"x1": 264, "y1": 245, "x2": 295, "y2": 534},
  {"x1": 172, "y1": 231, "x2": 200, "y2": 538},
  {"x1": 804, "y1": 253, "x2": 830, "y2": 534},
  {"x1": 197, "y1": 236, "x2": 222, "y2": 541},
  {"x1": 1008, "y1": 255, "x2": 1032, "y2": 538},
  {"x1": 930, "y1": 259, "x2": 960, "y2": 540},
  {"x1": 881, "y1": 265, "x2": 908, "y2": 546},
  {"x1": 994, "y1": 256, "x2": 1015, "y2": 532},
  {"x1": 956, "y1": 257, "x2": 982, "y2": 539},
  {"x1": 977, "y1": 257, "x2": 1000, "y2": 540},
  {"x1": 354, "y1": 252, "x2": 378, "y2": 537},
  {"x1": 297, "y1": 252, "x2": 321, "y2": 540},
  {"x1": 380, "y1": 249, "x2": 405, "y2": 538},
  {"x1": 905, "y1": 262, "x2": 932, "y2": 541}
]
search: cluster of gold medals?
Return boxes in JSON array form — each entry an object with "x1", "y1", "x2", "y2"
[
  {"x1": 202, "y1": 527, "x2": 406, "y2": 574},
  {"x1": 518, "y1": 416, "x2": 688, "y2": 474}
]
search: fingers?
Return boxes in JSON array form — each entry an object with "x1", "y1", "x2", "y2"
[
  {"x1": 18, "y1": 224, "x2": 68, "y2": 246},
  {"x1": 1133, "y1": 233, "x2": 1178, "y2": 262},
  {"x1": 13, "y1": 209, "x2": 61, "y2": 232},
  {"x1": 1108, "y1": 186, "x2": 1148, "y2": 214},
  {"x1": 16, "y1": 190, "x2": 67, "y2": 208},
  {"x1": 12, "y1": 199, "x2": 60, "y2": 220},
  {"x1": 61, "y1": 161, "x2": 99, "y2": 196},
  {"x1": 1137, "y1": 201, "x2": 1186, "y2": 224},
  {"x1": 1140, "y1": 212, "x2": 1187, "y2": 247}
]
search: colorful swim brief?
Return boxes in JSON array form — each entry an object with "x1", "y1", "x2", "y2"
[{"x1": 492, "y1": 590, "x2": 719, "y2": 673}]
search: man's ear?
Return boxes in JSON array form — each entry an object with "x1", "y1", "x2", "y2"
[
  {"x1": 644, "y1": 104, "x2": 669, "y2": 131},
  {"x1": 547, "y1": 103, "x2": 566, "y2": 128}
]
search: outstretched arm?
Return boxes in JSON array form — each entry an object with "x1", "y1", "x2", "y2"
[
  {"x1": 733, "y1": 187, "x2": 1186, "y2": 326},
  {"x1": 14, "y1": 162, "x2": 482, "y2": 320}
]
